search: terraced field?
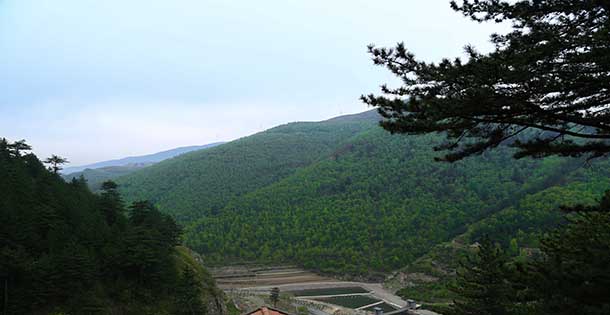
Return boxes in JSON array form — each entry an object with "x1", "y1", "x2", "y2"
[
  {"x1": 210, "y1": 265, "x2": 331, "y2": 288},
  {"x1": 213, "y1": 265, "x2": 408, "y2": 314}
]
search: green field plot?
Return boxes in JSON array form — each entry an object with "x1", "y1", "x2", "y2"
[{"x1": 315, "y1": 295, "x2": 380, "y2": 309}]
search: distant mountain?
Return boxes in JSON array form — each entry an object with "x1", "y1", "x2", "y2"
[
  {"x1": 62, "y1": 142, "x2": 225, "y2": 174},
  {"x1": 63, "y1": 142, "x2": 225, "y2": 190},
  {"x1": 116, "y1": 110, "x2": 610, "y2": 278},
  {"x1": 63, "y1": 164, "x2": 153, "y2": 191}
]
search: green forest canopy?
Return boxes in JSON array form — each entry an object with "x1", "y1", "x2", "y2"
[
  {"x1": 0, "y1": 138, "x2": 223, "y2": 314},
  {"x1": 116, "y1": 111, "x2": 610, "y2": 275}
]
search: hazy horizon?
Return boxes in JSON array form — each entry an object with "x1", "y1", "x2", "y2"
[{"x1": 0, "y1": 0, "x2": 507, "y2": 165}]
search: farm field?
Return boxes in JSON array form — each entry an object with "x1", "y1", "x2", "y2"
[
  {"x1": 214, "y1": 265, "x2": 410, "y2": 314},
  {"x1": 315, "y1": 295, "x2": 381, "y2": 309},
  {"x1": 210, "y1": 265, "x2": 332, "y2": 289}
]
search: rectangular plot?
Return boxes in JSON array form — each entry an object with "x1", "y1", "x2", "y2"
[
  {"x1": 315, "y1": 295, "x2": 381, "y2": 309},
  {"x1": 362, "y1": 302, "x2": 398, "y2": 312},
  {"x1": 291, "y1": 286, "x2": 369, "y2": 296}
]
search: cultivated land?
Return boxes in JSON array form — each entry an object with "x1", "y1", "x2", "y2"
[
  {"x1": 212, "y1": 265, "x2": 413, "y2": 314},
  {"x1": 211, "y1": 265, "x2": 332, "y2": 289}
]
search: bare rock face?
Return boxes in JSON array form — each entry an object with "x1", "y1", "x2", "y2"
[
  {"x1": 388, "y1": 272, "x2": 440, "y2": 290},
  {"x1": 183, "y1": 247, "x2": 229, "y2": 315},
  {"x1": 206, "y1": 295, "x2": 228, "y2": 315}
]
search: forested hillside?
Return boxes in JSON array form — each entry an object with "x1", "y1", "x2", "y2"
[
  {"x1": 0, "y1": 139, "x2": 225, "y2": 314},
  {"x1": 117, "y1": 110, "x2": 379, "y2": 222},
  {"x1": 63, "y1": 143, "x2": 225, "y2": 191},
  {"x1": 117, "y1": 110, "x2": 610, "y2": 275},
  {"x1": 391, "y1": 178, "x2": 610, "y2": 305}
]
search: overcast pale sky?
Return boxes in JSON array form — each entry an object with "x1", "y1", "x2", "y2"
[{"x1": 0, "y1": 0, "x2": 506, "y2": 165}]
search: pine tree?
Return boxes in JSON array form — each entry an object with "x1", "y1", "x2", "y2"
[
  {"x1": 269, "y1": 287, "x2": 280, "y2": 307},
  {"x1": 363, "y1": 1, "x2": 610, "y2": 161},
  {"x1": 174, "y1": 268, "x2": 206, "y2": 315},
  {"x1": 99, "y1": 180, "x2": 125, "y2": 226},
  {"x1": 43, "y1": 155, "x2": 69, "y2": 173},
  {"x1": 448, "y1": 237, "x2": 514, "y2": 315},
  {"x1": 532, "y1": 191, "x2": 610, "y2": 315},
  {"x1": 7, "y1": 139, "x2": 31, "y2": 157}
]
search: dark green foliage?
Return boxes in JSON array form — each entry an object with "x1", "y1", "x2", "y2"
[
  {"x1": 394, "y1": 179, "x2": 609, "y2": 304},
  {"x1": 43, "y1": 154, "x2": 69, "y2": 174},
  {"x1": 99, "y1": 180, "x2": 126, "y2": 227},
  {"x1": 174, "y1": 268, "x2": 207, "y2": 315},
  {"x1": 0, "y1": 139, "x2": 217, "y2": 314},
  {"x1": 117, "y1": 112, "x2": 380, "y2": 222},
  {"x1": 182, "y1": 120, "x2": 609, "y2": 274},
  {"x1": 363, "y1": 0, "x2": 610, "y2": 161},
  {"x1": 433, "y1": 191, "x2": 610, "y2": 315},
  {"x1": 448, "y1": 237, "x2": 513, "y2": 315},
  {"x1": 530, "y1": 191, "x2": 610, "y2": 315},
  {"x1": 6, "y1": 139, "x2": 31, "y2": 157},
  {"x1": 115, "y1": 111, "x2": 609, "y2": 275},
  {"x1": 270, "y1": 287, "x2": 280, "y2": 307}
]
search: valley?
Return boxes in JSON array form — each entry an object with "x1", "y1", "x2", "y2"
[
  {"x1": 4, "y1": 1, "x2": 609, "y2": 314},
  {"x1": 116, "y1": 110, "x2": 609, "y2": 280},
  {"x1": 109, "y1": 109, "x2": 610, "y2": 307}
]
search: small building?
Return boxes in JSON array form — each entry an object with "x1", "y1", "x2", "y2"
[{"x1": 242, "y1": 306, "x2": 293, "y2": 315}]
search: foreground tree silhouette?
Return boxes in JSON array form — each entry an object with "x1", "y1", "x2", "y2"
[
  {"x1": 0, "y1": 139, "x2": 211, "y2": 314},
  {"x1": 43, "y1": 154, "x2": 68, "y2": 173},
  {"x1": 99, "y1": 180, "x2": 125, "y2": 226},
  {"x1": 531, "y1": 191, "x2": 610, "y2": 315},
  {"x1": 363, "y1": 2, "x2": 610, "y2": 315},
  {"x1": 363, "y1": 0, "x2": 610, "y2": 161},
  {"x1": 448, "y1": 237, "x2": 514, "y2": 315},
  {"x1": 7, "y1": 139, "x2": 31, "y2": 157}
]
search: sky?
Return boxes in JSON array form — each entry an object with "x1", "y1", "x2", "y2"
[{"x1": 0, "y1": 0, "x2": 508, "y2": 166}]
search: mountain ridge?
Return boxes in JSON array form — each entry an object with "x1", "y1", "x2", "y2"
[
  {"x1": 116, "y1": 110, "x2": 381, "y2": 222},
  {"x1": 63, "y1": 142, "x2": 226, "y2": 174}
]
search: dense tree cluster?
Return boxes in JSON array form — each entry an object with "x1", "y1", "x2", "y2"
[
  {"x1": 448, "y1": 237, "x2": 515, "y2": 315},
  {"x1": 183, "y1": 126, "x2": 610, "y2": 275},
  {"x1": 117, "y1": 112, "x2": 380, "y2": 223},
  {"x1": 447, "y1": 192, "x2": 610, "y2": 315},
  {"x1": 0, "y1": 139, "x2": 217, "y2": 314},
  {"x1": 111, "y1": 109, "x2": 606, "y2": 275}
]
